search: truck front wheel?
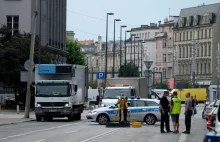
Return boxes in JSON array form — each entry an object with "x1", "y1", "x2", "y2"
[
  {"x1": 76, "y1": 113, "x2": 81, "y2": 120},
  {"x1": 68, "y1": 114, "x2": 74, "y2": 121},
  {"x1": 36, "y1": 116, "x2": 41, "y2": 121}
]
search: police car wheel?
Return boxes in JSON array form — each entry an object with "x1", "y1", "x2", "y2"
[
  {"x1": 145, "y1": 114, "x2": 156, "y2": 125},
  {"x1": 97, "y1": 114, "x2": 109, "y2": 125}
]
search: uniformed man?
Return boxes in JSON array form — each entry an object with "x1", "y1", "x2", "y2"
[
  {"x1": 117, "y1": 92, "x2": 128, "y2": 122},
  {"x1": 170, "y1": 91, "x2": 181, "y2": 133},
  {"x1": 160, "y1": 91, "x2": 172, "y2": 133}
]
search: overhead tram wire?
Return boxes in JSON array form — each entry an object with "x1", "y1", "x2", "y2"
[{"x1": 67, "y1": 9, "x2": 139, "y2": 27}]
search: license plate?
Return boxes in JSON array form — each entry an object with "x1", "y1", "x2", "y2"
[{"x1": 49, "y1": 110, "x2": 57, "y2": 112}]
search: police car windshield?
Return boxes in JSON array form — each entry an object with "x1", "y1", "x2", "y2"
[{"x1": 104, "y1": 89, "x2": 130, "y2": 99}]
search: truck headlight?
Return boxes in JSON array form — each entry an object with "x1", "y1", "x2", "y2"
[
  {"x1": 35, "y1": 103, "x2": 41, "y2": 107},
  {"x1": 101, "y1": 104, "x2": 106, "y2": 107},
  {"x1": 64, "y1": 103, "x2": 71, "y2": 107}
]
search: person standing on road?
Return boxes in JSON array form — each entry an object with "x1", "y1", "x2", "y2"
[
  {"x1": 170, "y1": 91, "x2": 181, "y2": 133},
  {"x1": 160, "y1": 91, "x2": 172, "y2": 133},
  {"x1": 183, "y1": 92, "x2": 193, "y2": 134}
]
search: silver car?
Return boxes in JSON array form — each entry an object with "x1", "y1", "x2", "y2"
[
  {"x1": 203, "y1": 101, "x2": 215, "y2": 120},
  {"x1": 86, "y1": 98, "x2": 161, "y2": 125}
]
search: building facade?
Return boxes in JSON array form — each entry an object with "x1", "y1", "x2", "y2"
[
  {"x1": 66, "y1": 31, "x2": 75, "y2": 40},
  {"x1": 0, "y1": 0, "x2": 68, "y2": 63},
  {"x1": 125, "y1": 24, "x2": 159, "y2": 76},
  {"x1": 173, "y1": 3, "x2": 220, "y2": 86},
  {"x1": 155, "y1": 16, "x2": 179, "y2": 82}
]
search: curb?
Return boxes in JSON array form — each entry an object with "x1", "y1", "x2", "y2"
[{"x1": 0, "y1": 119, "x2": 36, "y2": 126}]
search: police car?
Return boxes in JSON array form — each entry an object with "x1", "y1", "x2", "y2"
[{"x1": 86, "y1": 98, "x2": 161, "y2": 125}]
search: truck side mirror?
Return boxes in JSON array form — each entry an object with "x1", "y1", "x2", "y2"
[{"x1": 74, "y1": 85, "x2": 78, "y2": 92}]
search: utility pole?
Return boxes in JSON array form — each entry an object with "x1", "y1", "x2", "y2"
[
  {"x1": 217, "y1": 43, "x2": 220, "y2": 99},
  {"x1": 24, "y1": 0, "x2": 38, "y2": 118},
  {"x1": 172, "y1": 45, "x2": 176, "y2": 88},
  {"x1": 191, "y1": 40, "x2": 199, "y2": 88}
]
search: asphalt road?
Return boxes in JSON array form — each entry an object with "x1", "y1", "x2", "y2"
[{"x1": 0, "y1": 105, "x2": 208, "y2": 142}]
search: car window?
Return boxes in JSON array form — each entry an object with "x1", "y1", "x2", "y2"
[
  {"x1": 134, "y1": 100, "x2": 147, "y2": 107},
  {"x1": 208, "y1": 102, "x2": 214, "y2": 107},
  {"x1": 147, "y1": 101, "x2": 159, "y2": 106},
  {"x1": 214, "y1": 100, "x2": 220, "y2": 106}
]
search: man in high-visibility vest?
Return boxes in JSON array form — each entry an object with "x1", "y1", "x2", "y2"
[
  {"x1": 170, "y1": 91, "x2": 181, "y2": 133},
  {"x1": 117, "y1": 92, "x2": 129, "y2": 122}
]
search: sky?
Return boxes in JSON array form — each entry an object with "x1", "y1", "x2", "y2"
[{"x1": 67, "y1": 0, "x2": 220, "y2": 41}]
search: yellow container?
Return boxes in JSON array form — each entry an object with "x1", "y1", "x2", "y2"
[{"x1": 131, "y1": 122, "x2": 142, "y2": 128}]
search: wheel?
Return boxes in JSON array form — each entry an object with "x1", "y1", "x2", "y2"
[
  {"x1": 68, "y1": 114, "x2": 74, "y2": 121},
  {"x1": 36, "y1": 116, "x2": 41, "y2": 121},
  {"x1": 144, "y1": 114, "x2": 157, "y2": 125},
  {"x1": 97, "y1": 114, "x2": 109, "y2": 125},
  {"x1": 76, "y1": 113, "x2": 81, "y2": 120}
]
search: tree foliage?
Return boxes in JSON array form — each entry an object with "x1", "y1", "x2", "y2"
[
  {"x1": 0, "y1": 25, "x2": 51, "y2": 85},
  {"x1": 118, "y1": 62, "x2": 140, "y2": 77},
  {"x1": 66, "y1": 39, "x2": 86, "y2": 65}
]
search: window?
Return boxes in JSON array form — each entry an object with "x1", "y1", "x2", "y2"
[
  {"x1": 163, "y1": 39, "x2": 166, "y2": 48},
  {"x1": 179, "y1": 48, "x2": 181, "y2": 58},
  {"x1": 209, "y1": 45, "x2": 211, "y2": 56},
  {"x1": 204, "y1": 46, "x2": 207, "y2": 56},
  {"x1": 183, "y1": 32, "x2": 185, "y2": 41},
  {"x1": 190, "y1": 31, "x2": 192, "y2": 40},
  {"x1": 205, "y1": 29, "x2": 207, "y2": 38},
  {"x1": 134, "y1": 100, "x2": 147, "y2": 107},
  {"x1": 148, "y1": 32, "x2": 150, "y2": 39},
  {"x1": 163, "y1": 54, "x2": 166, "y2": 62},
  {"x1": 145, "y1": 33, "x2": 147, "y2": 39},
  {"x1": 201, "y1": 29, "x2": 203, "y2": 39},
  {"x1": 6, "y1": 15, "x2": 19, "y2": 35},
  {"x1": 142, "y1": 33, "x2": 144, "y2": 39},
  {"x1": 147, "y1": 101, "x2": 158, "y2": 106},
  {"x1": 163, "y1": 69, "x2": 166, "y2": 78},
  {"x1": 169, "y1": 26, "x2": 172, "y2": 32}
]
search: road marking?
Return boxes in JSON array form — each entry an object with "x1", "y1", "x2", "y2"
[
  {"x1": 65, "y1": 130, "x2": 78, "y2": 133},
  {"x1": 0, "y1": 124, "x2": 73, "y2": 141},
  {"x1": 80, "y1": 128, "x2": 120, "y2": 142},
  {"x1": 177, "y1": 134, "x2": 187, "y2": 142},
  {"x1": 33, "y1": 139, "x2": 45, "y2": 142}
]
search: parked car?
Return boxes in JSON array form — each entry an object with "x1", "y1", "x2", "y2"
[
  {"x1": 203, "y1": 103, "x2": 220, "y2": 141},
  {"x1": 203, "y1": 101, "x2": 215, "y2": 120}
]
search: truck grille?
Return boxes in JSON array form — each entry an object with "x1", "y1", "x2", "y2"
[{"x1": 38, "y1": 102, "x2": 68, "y2": 107}]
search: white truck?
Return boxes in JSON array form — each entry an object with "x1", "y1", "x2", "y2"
[
  {"x1": 101, "y1": 77, "x2": 160, "y2": 107},
  {"x1": 34, "y1": 64, "x2": 88, "y2": 121}
]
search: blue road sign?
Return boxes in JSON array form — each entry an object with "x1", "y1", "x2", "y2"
[
  {"x1": 97, "y1": 72, "x2": 105, "y2": 80},
  {"x1": 178, "y1": 83, "x2": 183, "y2": 91}
]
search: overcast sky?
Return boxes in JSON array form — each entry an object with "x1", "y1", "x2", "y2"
[{"x1": 67, "y1": 0, "x2": 220, "y2": 41}]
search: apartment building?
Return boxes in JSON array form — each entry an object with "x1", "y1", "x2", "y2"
[
  {"x1": 125, "y1": 24, "x2": 159, "y2": 75},
  {"x1": 0, "y1": 0, "x2": 68, "y2": 63},
  {"x1": 155, "y1": 16, "x2": 179, "y2": 81},
  {"x1": 173, "y1": 3, "x2": 220, "y2": 86}
]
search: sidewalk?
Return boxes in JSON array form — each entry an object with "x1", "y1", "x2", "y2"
[{"x1": 0, "y1": 110, "x2": 35, "y2": 126}]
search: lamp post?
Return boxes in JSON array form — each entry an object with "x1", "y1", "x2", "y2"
[
  {"x1": 120, "y1": 25, "x2": 127, "y2": 68},
  {"x1": 134, "y1": 37, "x2": 139, "y2": 73},
  {"x1": 105, "y1": 13, "x2": 114, "y2": 81},
  {"x1": 141, "y1": 41, "x2": 145, "y2": 77},
  {"x1": 124, "y1": 30, "x2": 131, "y2": 77},
  {"x1": 144, "y1": 61, "x2": 153, "y2": 98},
  {"x1": 113, "y1": 19, "x2": 121, "y2": 78}
]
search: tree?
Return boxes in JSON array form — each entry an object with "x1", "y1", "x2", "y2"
[
  {"x1": 66, "y1": 39, "x2": 86, "y2": 65},
  {"x1": 118, "y1": 62, "x2": 139, "y2": 77}
]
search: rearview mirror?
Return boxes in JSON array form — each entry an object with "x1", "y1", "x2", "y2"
[{"x1": 74, "y1": 85, "x2": 78, "y2": 92}]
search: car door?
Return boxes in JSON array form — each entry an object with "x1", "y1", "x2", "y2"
[
  {"x1": 129, "y1": 100, "x2": 147, "y2": 121},
  {"x1": 146, "y1": 100, "x2": 161, "y2": 120}
]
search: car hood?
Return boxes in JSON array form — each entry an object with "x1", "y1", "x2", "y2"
[
  {"x1": 101, "y1": 99, "x2": 118, "y2": 107},
  {"x1": 90, "y1": 106, "x2": 111, "y2": 112}
]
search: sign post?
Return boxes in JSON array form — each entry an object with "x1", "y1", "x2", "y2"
[
  {"x1": 97, "y1": 72, "x2": 105, "y2": 107},
  {"x1": 178, "y1": 83, "x2": 183, "y2": 100}
]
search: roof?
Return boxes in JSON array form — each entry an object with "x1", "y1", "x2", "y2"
[{"x1": 179, "y1": 3, "x2": 220, "y2": 17}]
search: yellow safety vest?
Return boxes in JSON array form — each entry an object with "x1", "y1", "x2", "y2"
[
  {"x1": 117, "y1": 98, "x2": 128, "y2": 110},
  {"x1": 171, "y1": 97, "x2": 181, "y2": 114}
]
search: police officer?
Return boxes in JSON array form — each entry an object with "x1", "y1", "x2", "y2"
[
  {"x1": 170, "y1": 91, "x2": 181, "y2": 133},
  {"x1": 117, "y1": 92, "x2": 128, "y2": 122},
  {"x1": 160, "y1": 91, "x2": 172, "y2": 133}
]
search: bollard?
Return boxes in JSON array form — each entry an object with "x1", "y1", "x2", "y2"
[{"x1": 17, "y1": 105, "x2": 19, "y2": 114}]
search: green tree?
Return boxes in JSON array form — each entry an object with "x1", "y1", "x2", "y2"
[
  {"x1": 66, "y1": 39, "x2": 86, "y2": 65},
  {"x1": 118, "y1": 62, "x2": 139, "y2": 77}
]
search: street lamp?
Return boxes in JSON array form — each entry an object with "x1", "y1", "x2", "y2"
[
  {"x1": 124, "y1": 30, "x2": 131, "y2": 77},
  {"x1": 120, "y1": 25, "x2": 127, "y2": 68},
  {"x1": 144, "y1": 60, "x2": 153, "y2": 98},
  {"x1": 134, "y1": 36, "x2": 139, "y2": 68},
  {"x1": 141, "y1": 41, "x2": 145, "y2": 77},
  {"x1": 105, "y1": 13, "x2": 114, "y2": 81},
  {"x1": 113, "y1": 19, "x2": 121, "y2": 78}
]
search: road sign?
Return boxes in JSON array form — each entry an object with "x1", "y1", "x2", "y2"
[
  {"x1": 178, "y1": 83, "x2": 183, "y2": 91},
  {"x1": 97, "y1": 72, "x2": 105, "y2": 80},
  {"x1": 24, "y1": 60, "x2": 35, "y2": 71},
  {"x1": 169, "y1": 78, "x2": 174, "y2": 89}
]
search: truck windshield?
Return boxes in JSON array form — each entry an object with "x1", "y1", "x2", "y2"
[
  {"x1": 36, "y1": 84, "x2": 69, "y2": 97},
  {"x1": 103, "y1": 89, "x2": 131, "y2": 99}
]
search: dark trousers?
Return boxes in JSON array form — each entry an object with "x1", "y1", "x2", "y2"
[
  {"x1": 185, "y1": 110, "x2": 192, "y2": 132},
  {"x1": 160, "y1": 111, "x2": 170, "y2": 131},
  {"x1": 119, "y1": 109, "x2": 127, "y2": 122}
]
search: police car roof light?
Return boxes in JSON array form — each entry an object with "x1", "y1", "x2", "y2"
[
  {"x1": 136, "y1": 96, "x2": 140, "y2": 99},
  {"x1": 130, "y1": 96, "x2": 135, "y2": 99}
]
